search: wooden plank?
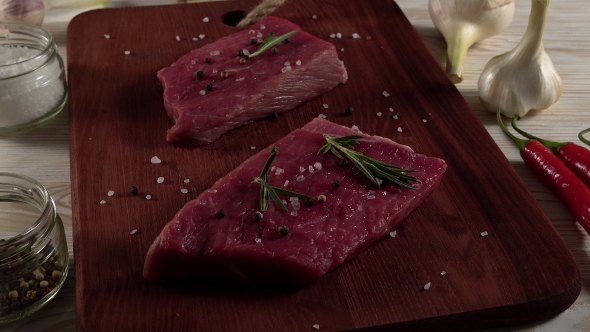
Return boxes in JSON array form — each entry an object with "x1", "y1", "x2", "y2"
[{"x1": 66, "y1": 0, "x2": 581, "y2": 331}]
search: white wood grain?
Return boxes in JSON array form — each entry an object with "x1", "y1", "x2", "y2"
[{"x1": 0, "y1": 0, "x2": 588, "y2": 330}]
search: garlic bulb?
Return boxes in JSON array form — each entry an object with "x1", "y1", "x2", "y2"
[
  {"x1": 429, "y1": 0, "x2": 515, "y2": 84},
  {"x1": 478, "y1": 0, "x2": 563, "y2": 117},
  {"x1": 0, "y1": 0, "x2": 111, "y2": 26}
]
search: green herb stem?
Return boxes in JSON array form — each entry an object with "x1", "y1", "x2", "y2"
[
  {"x1": 318, "y1": 134, "x2": 420, "y2": 189},
  {"x1": 248, "y1": 31, "x2": 297, "y2": 58}
]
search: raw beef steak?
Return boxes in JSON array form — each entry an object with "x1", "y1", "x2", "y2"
[
  {"x1": 157, "y1": 16, "x2": 348, "y2": 145},
  {"x1": 143, "y1": 118, "x2": 447, "y2": 285}
]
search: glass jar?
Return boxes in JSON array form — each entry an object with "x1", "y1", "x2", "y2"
[
  {"x1": 0, "y1": 22, "x2": 67, "y2": 135},
  {"x1": 0, "y1": 173, "x2": 69, "y2": 325}
]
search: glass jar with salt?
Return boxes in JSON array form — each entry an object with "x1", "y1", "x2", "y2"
[
  {"x1": 0, "y1": 173, "x2": 69, "y2": 324},
  {"x1": 0, "y1": 22, "x2": 67, "y2": 134}
]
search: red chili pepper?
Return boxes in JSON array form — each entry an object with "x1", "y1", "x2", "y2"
[
  {"x1": 511, "y1": 116, "x2": 590, "y2": 187},
  {"x1": 498, "y1": 111, "x2": 590, "y2": 235}
]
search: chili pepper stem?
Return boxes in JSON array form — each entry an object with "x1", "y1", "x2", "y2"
[
  {"x1": 496, "y1": 110, "x2": 528, "y2": 151},
  {"x1": 510, "y1": 116, "x2": 564, "y2": 153},
  {"x1": 579, "y1": 128, "x2": 590, "y2": 146}
]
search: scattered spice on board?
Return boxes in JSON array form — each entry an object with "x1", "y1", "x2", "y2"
[
  {"x1": 100, "y1": 200, "x2": 106, "y2": 205},
  {"x1": 441, "y1": 271, "x2": 447, "y2": 276},
  {"x1": 104, "y1": 34, "x2": 110, "y2": 39},
  {"x1": 151, "y1": 156, "x2": 162, "y2": 164},
  {"x1": 382, "y1": 91, "x2": 390, "y2": 97},
  {"x1": 124, "y1": 50, "x2": 130, "y2": 55},
  {"x1": 131, "y1": 186, "x2": 139, "y2": 196},
  {"x1": 389, "y1": 231, "x2": 397, "y2": 238},
  {"x1": 202, "y1": 17, "x2": 209, "y2": 22},
  {"x1": 423, "y1": 282, "x2": 431, "y2": 290},
  {"x1": 481, "y1": 231, "x2": 488, "y2": 237},
  {"x1": 107, "y1": 190, "x2": 114, "y2": 197},
  {"x1": 312, "y1": 324, "x2": 320, "y2": 330},
  {"x1": 180, "y1": 189, "x2": 188, "y2": 194},
  {"x1": 145, "y1": 195, "x2": 152, "y2": 200},
  {"x1": 157, "y1": 177, "x2": 164, "y2": 184}
]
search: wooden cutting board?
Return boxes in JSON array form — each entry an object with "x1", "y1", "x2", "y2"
[{"x1": 66, "y1": 0, "x2": 581, "y2": 331}]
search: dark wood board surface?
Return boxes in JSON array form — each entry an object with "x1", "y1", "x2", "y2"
[{"x1": 66, "y1": 0, "x2": 581, "y2": 331}]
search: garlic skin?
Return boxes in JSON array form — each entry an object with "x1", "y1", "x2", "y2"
[
  {"x1": 478, "y1": 0, "x2": 563, "y2": 117},
  {"x1": 429, "y1": 0, "x2": 515, "y2": 84}
]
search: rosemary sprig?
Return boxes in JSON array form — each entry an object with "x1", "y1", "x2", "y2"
[
  {"x1": 318, "y1": 134, "x2": 421, "y2": 190},
  {"x1": 253, "y1": 146, "x2": 313, "y2": 212},
  {"x1": 248, "y1": 30, "x2": 297, "y2": 58}
]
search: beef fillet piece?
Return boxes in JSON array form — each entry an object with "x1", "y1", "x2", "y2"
[
  {"x1": 157, "y1": 16, "x2": 348, "y2": 145},
  {"x1": 144, "y1": 119, "x2": 447, "y2": 285}
]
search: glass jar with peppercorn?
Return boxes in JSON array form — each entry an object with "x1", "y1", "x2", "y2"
[{"x1": 0, "y1": 173, "x2": 69, "y2": 324}]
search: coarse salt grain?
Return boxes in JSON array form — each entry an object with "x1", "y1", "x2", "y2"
[
  {"x1": 393, "y1": 115, "x2": 398, "y2": 119},
  {"x1": 322, "y1": 104, "x2": 328, "y2": 109},
  {"x1": 390, "y1": 231, "x2": 397, "y2": 238},
  {"x1": 104, "y1": 34, "x2": 110, "y2": 39},
  {"x1": 318, "y1": 114, "x2": 327, "y2": 119},
  {"x1": 210, "y1": 50, "x2": 220, "y2": 56},
  {"x1": 376, "y1": 178, "x2": 383, "y2": 186},
  {"x1": 257, "y1": 31, "x2": 263, "y2": 38},
  {"x1": 308, "y1": 165, "x2": 314, "y2": 173},
  {"x1": 367, "y1": 195, "x2": 375, "y2": 200},
  {"x1": 481, "y1": 231, "x2": 489, "y2": 237},
  {"x1": 397, "y1": 127, "x2": 402, "y2": 133},
  {"x1": 423, "y1": 119, "x2": 427, "y2": 123},
  {"x1": 340, "y1": 48, "x2": 344, "y2": 52},
  {"x1": 157, "y1": 177, "x2": 164, "y2": 183},
  {"x1": 389, "y1": 108, "x2": 394, "y2": 112},
  {"x1": 376, "y1": 112, "x2": 382, "y2": 116},
  {"x1": 184, "y1": 179, "x2": 190, "y2": 183},
  {"x1": 312, "y1": 15, "x2": 317, "y2": 19},
  {"x1": 250, "y1": 146, "x2": 256, "y2": 150},
  {"x1": 200, "y1": 90, "x2": 206, "y2": 95},
  {"x1": 255, "y1": 238, "x2": 262, "y2": 243},
  {"x1": 441, "y1": 271, "x2": 446, "y2": 275},
  {"x1": 352, "y1": 33, "x2": 360, "y2": 39},
  {"x1": 107, "y1": 190, "x2": 114, "y2": 197},
  {"x1": 199, "y1": 34, "x2": 206, "y2": 39},
  {"x1": 296, "y1": 175, "x2": 304, "y2": 181},
  {"x1": 284, "y1": 180, "x2": 289, "y2": 187},
  {"x1": 271, "y1": 166, "x2": 276, "y2": 171},
  {"x1": 124, "y1": 50, "x2": 130, "y2": 55},
  {"x1": 236, "y1": 77, "x2": 245, "y2": 82},
  {"x1": 423, "y1": 282, "x2": 431, "y2": 290},
  {"x1": 382, "y1": 91, "x2": 390, "y2": 97},
  {"x1": 192, "y1": 37, "x2": 199, "y2": 41},
  {"x1": 290, "y1": 211, "x2": 298, "y2": 216},
  {"x1": 260, "y1": 24, "x2": 266, "y2": 30},
  {"x1": 351, "y1": 125, "x2": 359, "y2": 130},
  {"x1": 130, "y1": 229, "x2": 138, "y2": 235},
  {"x1": 145, "y1": 195, "x2": 151, "y2": 200},
  {"x1": 312, "y1": 324, "x2": 320, "y2": 330},
  {"x1": 243, "y1": 49, "x2": 250, "y2": 56},
  {"x1": 329, "y1": 33, "x2": 336, "y2": 38},
  {"x1": 207, "y1": 189, "x2": 217, "y2": 193},
  {"x1": 151, "y1": 156, "x2": 161, "y2": 164},
  {"x1": 180, "y1": 188, "x2": 188, "y2": 194},
  {"x1": 281, "y1": 66, "x2": 292, "y2": 73},
  {"x1": 336, "y1": 32, "x2": 342, "y2": 39},
  {"x1": 284, "y1": 61, "x2": 290, "y2": 66},
  {"x1": 257, "y1": 38, "x2": 263, "y2": 43},
  {"x1": 296, "y1": 60, "x2": 301, "y2": 66},
  {"x1": 175, "y1": 35, "x2": 180, "y2": 41},
  {"x1": 202, "y1": 17, "x2": 209, "y2": 22},
  {"x1": 314, "y1": 162, "x2": 322, "y2": 170},
  {"x1": 100, "y1": 200, "x2": 106, "y2": 205},
  {"x1": 300, "y1": 166, "x2": 306, "y2": 172}
]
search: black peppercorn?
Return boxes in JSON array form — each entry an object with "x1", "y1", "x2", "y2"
[
  {"x1": 254, "y1": 211, "x2": 263, "y2": 222},
  {"x1": 271, "y1": 47, "x2": 278, "y2": 54},
  {"x1": 131, "y1": 186, "x2": 138, "y2": 196},
  {"x1": 237, "y1": 49, "x2": 245, "y2": 56},
  {"x1": 269, "y1": 112, "x2": 278, "y2": 120},
  {"x1": 205, "y1": 57, "x2": 211, "y2": 63},
  {"x1": 332, "y1": 180, "x2": 341, "y2": 189},
  {"x1": 206, "y1": 84, "x2": 213, "y2": 91},
  {"x1": 250, "y1": 38, "x2": 257, "y2": 45},
  {"x1": 344, "y1": 107, "x2": 354, "y2": 116},
  {"x1": 278, "y1": 225, "x2": 289, "y2": 236},
  {"x1": 341, "y1": 159, "x2": 349, "y2": 168},
  {"x1": 217, "y1": 210, "x2": 226, "y2": 218},
  {"x1": 196, "y1": 70, "x2": 204, "y2": 78},
  {"x1": 305, "y1": 198, "x2": 314, "y2": 207},
  {"x1": 284, "y1": 38, "x2": 290, "y2": 44}
]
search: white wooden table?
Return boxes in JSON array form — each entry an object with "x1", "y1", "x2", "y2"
[{"x1": 1, "y1": 0, "x2": 589, "y2": 330}]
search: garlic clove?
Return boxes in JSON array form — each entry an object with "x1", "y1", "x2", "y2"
[
  {"x1": 478, "y1": 0, "x2": 563, "y2": 117},
  {"x1": 429, "y1": 0, "x2": 515, "y2": 84}
]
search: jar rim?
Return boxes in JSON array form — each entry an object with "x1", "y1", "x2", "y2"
[
  {"x1": 0, "y1": 22, "x2": 55, "y2": 79},
  {"x1": 0, "y1": 172, "x2": 53, "y2": 245}
]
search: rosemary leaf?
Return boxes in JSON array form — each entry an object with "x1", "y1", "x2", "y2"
[
  {"x1": 257, "y1": 178, "x2": 288, "y2": 212},
  {"x1": 248, "y1": 30, "x2": 297, "y2": 58},
  {"x1": 272, "y1": 187, "x2": 313, "y2": 202},
  {"x1": 319, "y1": 134, "x2": 421, "y2": 189}
]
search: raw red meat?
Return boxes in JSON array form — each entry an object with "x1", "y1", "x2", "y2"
[
  {"x1": 157, "y1": 16, "x2": 348, "y2": 145},
  {"x1": 143, "y1": 118, "x2": 447, "y2": 285}
]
